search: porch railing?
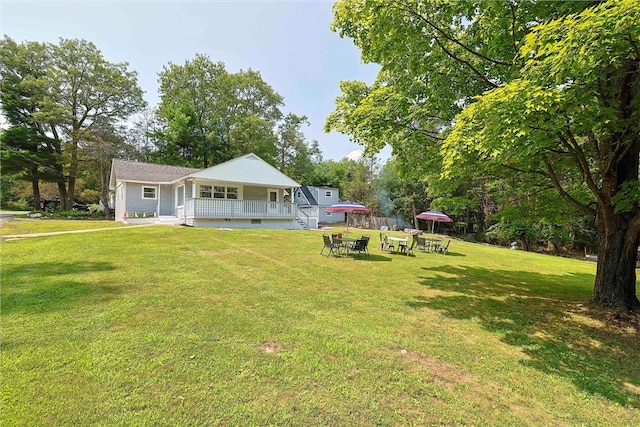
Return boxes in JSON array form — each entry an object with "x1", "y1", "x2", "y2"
[{"x1": 185, "y1": 198, "x2": 296, "y2": 219}]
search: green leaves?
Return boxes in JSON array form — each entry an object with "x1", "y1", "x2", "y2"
[{"x1": 157, "y1": 55, "x2": 284, "y2": 168}]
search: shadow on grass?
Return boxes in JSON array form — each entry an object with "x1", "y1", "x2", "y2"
[
  {"x1": 2, "y1": 261, "x2": 119, "y2": 315},
  {"x1": 348, "y1": 254, "x2": 393, "y2": 262},
  {"x1": 408, "y1": 265, "x2": 640, "y2": 408},
  {"x1": 418, "y1": 251, "x2": 465, "y2": 257}
]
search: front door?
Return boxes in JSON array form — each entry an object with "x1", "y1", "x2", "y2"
[{"x1": 268, "y1": 189, "x2": 278, "y2": 215}]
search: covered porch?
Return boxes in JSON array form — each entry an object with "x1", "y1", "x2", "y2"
[{"x1": 183, "y1": 198, "x2": 296, "y2": 219}]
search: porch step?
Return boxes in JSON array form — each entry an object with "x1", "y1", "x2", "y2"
[
  {"x1": 154, "y1": 216, "x2": 184, "y2": 225},
  {"x1": 295, "y1": 217, "x2": 309, "y2": 230}
]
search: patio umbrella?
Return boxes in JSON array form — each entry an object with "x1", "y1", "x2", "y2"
[
  {"x1": 325, "y1": 200, "x2": 370, "y2": 237},
  {"x1": 416, "y1": 210, "x2": 453, "y2": 233}
]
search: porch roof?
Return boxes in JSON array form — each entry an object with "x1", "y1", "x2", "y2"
[{"x1": 186, "y1": 153, "x2": 300, "y2": 188}]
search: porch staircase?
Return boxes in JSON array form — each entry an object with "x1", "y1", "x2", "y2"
[
  {"x1": 295, "y1": 216, "x2": 309, "y2": 230},
  {"x1": 295, "y1": 207, "x2": 317, "y2": 230}
]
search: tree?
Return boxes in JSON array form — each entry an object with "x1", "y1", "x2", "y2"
[
  {"x1": 0, "y1": 37, "x2": 146, "y2": 210},
  {"x1": 0, "y1": 37, "x2": 61, "y2": 209},
  {"x1": 375, "y1": 160, "x2": 429, "y2": 227},
  {"x1": 0, "y1": 127, "x2": 60, "y2": 209},
  {"x1": 274, "y1": 113, "x2": 323, "y2": 183},
  {"x1": 126, "y1": 108, "x2": 162, "y2": 162},
  {"x1": 328, "y1": 1, "x2": 640, "y2": 312},
  {"x1": 157, "y1": 55, "x2": 283, "y2": 168},
  {"x1": 444, "y1": 0, "x2": 639, "y2": 311},
  {"x1": 81, "y1": 120, "x2": 137, "y2": 218}
]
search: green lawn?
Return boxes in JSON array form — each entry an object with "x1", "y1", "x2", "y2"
[
  {"x1": 0, "y1": 218, "x2": 128, "y2": 236},
  {"x1": 2, "y1": 222, "x2": 639, "y2": 425}
]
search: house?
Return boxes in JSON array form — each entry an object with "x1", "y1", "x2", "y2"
[
  {"x1": 109, "y1": 153, "x2": 306, "y2": 229},
  {"x1": 294, "y1": 185, "x2": 344, "y2": 226}
]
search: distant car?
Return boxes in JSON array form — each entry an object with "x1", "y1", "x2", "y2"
[
  {"x1": 40, "y1": 199, "x2": 60, "y2": 210},
  {"x1": 72, "y1": 202, "x2": 90, "y2": 211}
]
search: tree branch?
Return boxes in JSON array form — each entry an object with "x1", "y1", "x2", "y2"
[
  {"x1": 544, "y1": 157, "x2": 596, "y2": 216},
  {"x1": 391, "y1": 1, "x2": 514, "y2": 67},
  {"x1": 431, "y1": 35, "x2": 499, "y2": 89}
]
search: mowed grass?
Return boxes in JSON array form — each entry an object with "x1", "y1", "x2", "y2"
[
  {"x1": 0, "y1": 218, "x2": 128, "y2": 236},
  {"x1": 2, "y1": 222, "x2": 639, "y2": 425}
]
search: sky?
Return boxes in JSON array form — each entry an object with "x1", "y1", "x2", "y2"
[{"x1": 1, "y1": 0, "x2": 392, "y2": 162}]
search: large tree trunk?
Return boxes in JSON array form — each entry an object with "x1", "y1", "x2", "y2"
[
  {"x1": 592, "y1": 212, "x2": 640, "y2": 311},
  {"x1": 56, "y1": 179, "x2": 67, "y2": 209},
  {"x1": 31, "y1": 179, "x2": 40, "y2": 211},
  {"x1": 64, "y1": 137, "x2": 79, "y2": 210}
]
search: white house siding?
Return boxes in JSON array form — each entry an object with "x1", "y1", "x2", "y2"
[
  {"x1": 125, "y1": 183, "x2": 159, "y2": 216},
  {"x1": 159, "y1": 184, "x2": 174, "y2": 216},
  {"x1": 115, "y1": 182, "x2": 125, "y2": 221},
  {"x1": 316, "y1": 187, "x2": 343, "y2": 223},
  {"x1": 192, "y1": 218, "x2": 298, "y2": 229}
]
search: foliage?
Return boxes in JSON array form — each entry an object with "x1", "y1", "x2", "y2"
[
  {"x1": 0, "y1": 38, "x2": 62, "y2": 209},
  {"x1": 275, "y1": 113, "x2": 323, "y2": 183},
  {"x1": 2, "y1": 225, "x2": 639, "y2": 424},
  {"x1": 156, "y1": 54, "x2": 283, "y2": 168},
  {"x1": 330, "y1": 0, "x2": 639, "y2": 310},
  {"x1": 0, "y1": 174, "x2": 19, "y2": 206},
  {"x1": 0, "y1": 36, "x2": 146, "y2": 210},
  {"x1": 374, "y1": 160, "x2": 429, "y2": 226},
  {"x1": 443, "y1": 0, "x2": 640, "y2": 309}
]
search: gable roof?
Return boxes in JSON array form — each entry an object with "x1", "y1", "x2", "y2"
[
  {"x1": 187, "y1": 153, "x2": 300, "y2": 188},
  {"x1": 110, "y1": 159, "x2": 199, "y2": 187}
]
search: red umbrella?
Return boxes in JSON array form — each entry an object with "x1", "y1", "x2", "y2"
[
  {"x1": 325, "y1": 200, "x2": 370, "y2": 236},
  {"x1": 416, "y1": 210, "x2": 453, "y2": 233}
]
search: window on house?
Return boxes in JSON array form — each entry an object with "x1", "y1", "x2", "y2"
[
  {"x1": 227, "y1": 187, "x2": 238, "y2": 200},
  {"x1": 214, "y1": 186, "x2": 226, "y2": 199},
  {"x1": 200, "y1": 185, "x2": 212, "y2": 198},
  {"x1": 325, "y1": 190, "x2": 332, "y2": 197},
  {"x1": 142, "y1": 187, "x2": 156, "y2": 199}
]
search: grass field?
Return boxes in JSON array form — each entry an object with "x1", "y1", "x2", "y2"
[
  {"x1": 2, "y1": 221, "x2": 639, "y2": 425},
  {"x1": 0, "y1": 218, "x2": 128, "y2": 236}
]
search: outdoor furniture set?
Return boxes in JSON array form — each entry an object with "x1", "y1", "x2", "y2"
[
  {"x1": 321, "y1": 233, "x2": 370, "y2": 258},
  {"x1": 380, "y1": 233, "x2": 451, "y2": 255}
]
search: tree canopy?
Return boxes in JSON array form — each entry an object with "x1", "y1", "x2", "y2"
[
  {"x1": 156, "y1": 54, "x2": 284, "y2": 168},
  {"x1": 0, "y1": 36, "x2": 146, "y2": 210},
  {"x1": 329, "y1": 0, "x2": 639, "y2": 311}
]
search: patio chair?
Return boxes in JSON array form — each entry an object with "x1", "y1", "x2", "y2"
[
  {"x1": 383, "y1": 235, "x2": 395, "y2": 253},
  {"x1": 332, "y1": 233, "x2": 346, "y2": 253},
  {"x1": 416, "y1": 236, "x2": 427, "y2": 252},
  {"x1": 436, "y1": 239, "x2": 451, "y2": 255},
  {"x1": 401, "y1": 235, "x2": 418, "y2": 256},
  {"x1": 430, "y1": 238, "x2": 444, "y2": 253},
  {"x1": 349, "y1": 237, "x2": 369, "y2": 258},
  {"x1": 321, "y1": 234, "x2": 342, "y2": 256}
]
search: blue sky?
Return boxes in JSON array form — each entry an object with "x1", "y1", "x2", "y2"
[{"x1": 2, "y1": 0, "x2": 391, "y2": 161}]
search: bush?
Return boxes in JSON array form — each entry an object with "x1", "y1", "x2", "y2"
[
  {"x1": 79, "y1": 189, "x2": 100, "y2": 204},
  {"x1": 50, "y1": 210, "x2": 106, "y2": 219},
  {"x1": 2, "y1": 200, "x2": 31, "y2": 211}
]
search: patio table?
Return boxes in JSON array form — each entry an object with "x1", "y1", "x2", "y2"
[
  {"x1": 386, "y1": 236, "x2": 409, "y2": 253},
  {"x1": 424, "y1": 236, "x2": 443, "y2": 252},
  {"x1": 340, "y1": 237, "x2": 357, "y2": 256}
]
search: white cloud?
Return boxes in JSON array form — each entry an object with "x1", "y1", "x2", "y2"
[{"x1": 346, "y1": 150, "x2": 362, "y2": 161}]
